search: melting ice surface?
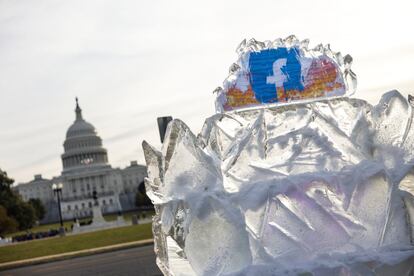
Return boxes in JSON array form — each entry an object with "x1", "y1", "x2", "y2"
[{"x1": 143, "y1": 91, "x2": 414, "y2": 275}]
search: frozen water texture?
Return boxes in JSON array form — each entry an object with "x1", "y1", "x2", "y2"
[{"x1": 143, "y1": 90, "x2": 414, "y2": 275}]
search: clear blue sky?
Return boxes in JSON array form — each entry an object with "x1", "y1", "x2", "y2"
[{"x1": 1, "y1": 0, "x2": 413, "y2": 183}]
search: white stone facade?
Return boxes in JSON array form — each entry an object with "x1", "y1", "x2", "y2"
[
  {"x1": 15, "y1": 99, "x2": 147, "y2": 222},
  {"x1": 17, "y1": 174, "x2": 54, "y2": 203}
]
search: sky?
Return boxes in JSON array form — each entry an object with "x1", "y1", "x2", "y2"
[{"x1": 1, "y1": 0, "x2": 414, "y2": 183}]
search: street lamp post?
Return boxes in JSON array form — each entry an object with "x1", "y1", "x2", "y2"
[{"x1": 52, "y1": 183, "x2": 65, "y2": 236}]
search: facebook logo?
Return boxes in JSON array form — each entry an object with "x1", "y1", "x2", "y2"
[{"x1": 248, "y1": 47, "x2": 304, "y2": 103}]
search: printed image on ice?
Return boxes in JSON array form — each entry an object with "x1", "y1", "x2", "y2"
[{"x1": 215, "y1": 36, "x2": 357, "y2": 112}]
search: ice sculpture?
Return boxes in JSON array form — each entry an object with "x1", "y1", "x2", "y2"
[{"x1": 143, "y1": 36, "x2": 414, "y2": 275}]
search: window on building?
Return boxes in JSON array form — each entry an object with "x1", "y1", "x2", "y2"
[
  {"x1": 68, "y1": 205, "x2": 71, "y2": 211},
  {"x1": 109, "y1": 199, "x2": 113, "y2": 204},
  {"x1": 103, "y1": 200, "x2": 106, "y2": 205},
  {"x1": 82, "y1": 203, "x2": 85, "y2": 209},
  {"x1": 88, "y1": 202, "x2": 92, "y2": 208},
  {"x1": 87, "y1": 184, "x2": 90, "y2": 190},
  {"x1": 75, "y1": 205, "x2": 78, "y2": 210}
]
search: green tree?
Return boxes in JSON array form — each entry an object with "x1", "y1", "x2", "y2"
[
  {"x1": 0, "y1": 205, "x2": 18, "y2": 235},
  {"x1": 8, "y1": 202, "x2": 36, "y2": 230},
  {"x1": 0, "y1": 169, "x2": 36, "y2": 231},
  {"x1": 28, "y1": 198, "x2": 46, "y2": 221},
  {"x1": 0, "y1": 169, "x2": 14, "y2": 198}
]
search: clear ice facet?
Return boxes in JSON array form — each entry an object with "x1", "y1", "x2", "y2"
[{"x1": 185, "y1": 197, "x2": 252, "y2": 275}]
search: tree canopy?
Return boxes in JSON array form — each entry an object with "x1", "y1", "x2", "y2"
[
  {"x1": 28, "y1": 198, "x2": 46, "y2": 221},
  {"x1": 0, "y1": 205, "x2": 18, "y2": 235},
  {"x1": 0, "y1": 169, "x2": 37, "y2": 235}
]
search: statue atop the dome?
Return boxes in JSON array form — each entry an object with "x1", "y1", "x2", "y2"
[
  {"x1": 215, "y1": 35, "x2": 357, "y2": 112},
  {"x1": 75, "y1": 97, "x2": 83, "y2": 120}
]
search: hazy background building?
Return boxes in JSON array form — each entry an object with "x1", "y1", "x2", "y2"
[{"x1": 15, "y1": 99, "x2": 147, "y2": 223}]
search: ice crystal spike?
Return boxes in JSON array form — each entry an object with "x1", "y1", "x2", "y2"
[
  {"x1": 344, "y1": 54, "x2": 353, "y2": 67},
  {"x1": 300, "y1": 38, "x2": 310, "y2": 48},
  {"x1": 235, "y1": 39, "x2": 246, "y2": 55},
  {"x1": 343, "y1": 54, "x2": 357, "y2": 94},
  {"x1": 212, "y1": 86, "x2": 223, "y2": 94},
  {"x1": 271, "y1": 38, "x2": 283, "y2": 48},
  {"x1": 228, "y1": 63, "x2": 240, "y2": 74},
  {"x1": 283, "y1": 34, "x2": 299, "y2": 47},
  {"x1": 312, "y1": 43, "x2": 323, "y2": 52},
  {"x1": 215, "y1": 35, "x2": 357, "y2": 112}
]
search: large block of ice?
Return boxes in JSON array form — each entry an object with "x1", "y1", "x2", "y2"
[
  {"x1": 144, "y1": 92, "x2": 414, "y2": 275},
  {"x1": 143, "y1": 36, "x2": 413, "y2": 275}
]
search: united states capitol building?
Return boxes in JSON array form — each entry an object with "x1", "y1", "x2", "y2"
[{"x1": 15, "y1": 99, "x2": 147, "y2": 223}]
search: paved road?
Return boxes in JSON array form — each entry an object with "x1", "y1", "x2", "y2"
[{"x1": 1, "y1": 245, "x2": 162, "y2": 276}]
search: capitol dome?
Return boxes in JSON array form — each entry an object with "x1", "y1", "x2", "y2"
[
  {"x1": 61, "y1": 98, "x2": 109, "y2": 173},
  {"x1": 66, "y1": 118, "x2": 96, "y2": 138}
]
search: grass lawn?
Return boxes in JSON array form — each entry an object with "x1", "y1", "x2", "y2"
[
  {"x1": 102, "y1": 210, "x2": 153, "y2": 222},
  {"x1": 6, "y1": 210, "x2": 154, "y2": 237},
  {"x1": 0, "y1": 224, "x2": 153, "y2": 264}
]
